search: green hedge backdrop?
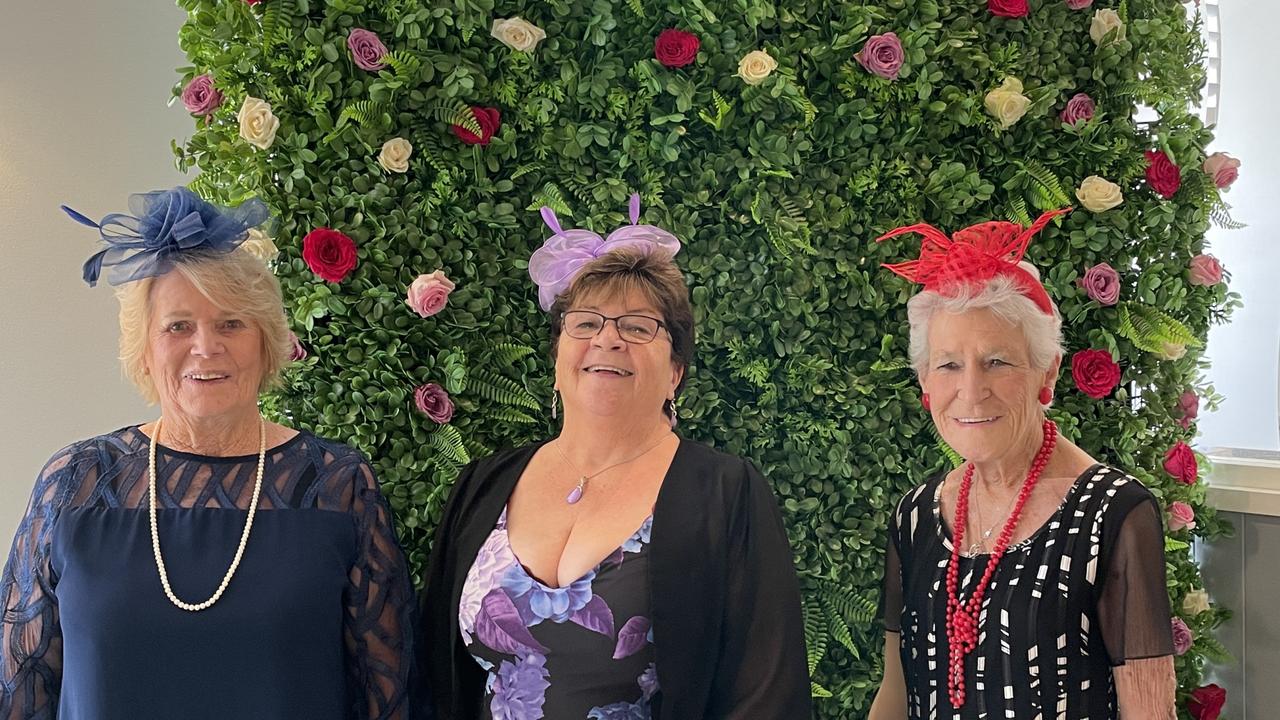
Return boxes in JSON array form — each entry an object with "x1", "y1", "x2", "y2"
[{"x1": 174, "y1": 0, "x2": 1238, "y2": 715}]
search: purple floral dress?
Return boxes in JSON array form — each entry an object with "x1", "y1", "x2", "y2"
[{"x1": 460, "y1": 508, "x2": 658, "y2": 719}]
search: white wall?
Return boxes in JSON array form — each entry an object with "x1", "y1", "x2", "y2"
[
  {"x1": 0, "y1": 2, "x2": 189, "y2": 542},
  {"x1": 1197, "y1": 2, "x2": 1280, "y2": 452}
]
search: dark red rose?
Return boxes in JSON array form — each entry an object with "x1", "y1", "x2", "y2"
[
  {"x1": 1163, "y1": 440, "x2": 1199, "y2": 485},
  {"x1": 1070, "y1": 349, "x2": 1122, "y2": 399},
  {"x1": 1187, "y1": 684, "x2": 1226, "y2": 720},
  {"x1": 245, "y1": 0, "x2": 261, "y2": 5},
  {"x1": 450, "y1": 106, "x2": 501, "y2": 146},
  {"x1": 1145, "y1": 150, "x2": 1182, "y2": 199},
  {"x1": 989, "y1": 0, "x2": 1030, "y2": 18},
  {"x1": 302, "y1": 227, "x2": 358, "y2": 282},
  {"x1": 654, "y1": 29, "x2": 700, "y2": 68}
]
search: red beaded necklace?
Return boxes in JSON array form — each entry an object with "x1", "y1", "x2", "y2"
[{"x1": 945, "y1": 419, "x2": 1058, "y2": 708}]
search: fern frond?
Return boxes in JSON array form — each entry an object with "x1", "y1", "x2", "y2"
[
  {"x1": 427, "y1": 101, "x2": 481, "y2": 135},
  {"x1": 811, "y1": 682, "x2": 834, "y2": 698},
  {"x1": 625, "y1": 0, "x2": 646, "y2": 17},
  {"x1": 335, "y1": 100, "x2": 393, "y2": 133},
  {"x1": 468, "y1": 369, "x2": 541, "y2": 410},
  {"x1": 382, "y1": 50, "x2": 423, "y2": 82},
  {"x1": 803, "y1": 596, "x2": 829, "y2": 675},
  {"x1": 527, "y1": 183, "x2": 573, "y2": 216},
  {"x1": 511, "y1": 163, "x2": 543, "y2": 180},
  {"x1": 430, "y1": 424, "x2": 471, "y2": 465},
  {"x1": 485, "y1": 343, "x2": 536, "y2": 367},
  {"x1": 260, "y1": 0, "x2": 294, "y2": 49},
  {"x1": 1116, "y1": 302, "x2": 1200, "y2": 355},
  {"x1": 1021, "y1": 160, "x2": 1071, "y2": 209},
  {"x1": 1006, "y1": 197, "x2": 1034, "y2": 226},
  {"x1": 928, "y1": 422, "x2": 965, "y2": 468},
  {"x1": 487, "y1": 407, "x2": 538, "y2": 424},
  {"x1": 1210, "y1": 201, "x2": 1247, "y2": 230}
]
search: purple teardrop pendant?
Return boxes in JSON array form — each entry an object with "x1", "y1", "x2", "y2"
[{"x1": 566, "y1": 477, "x2": 586, "y2": 504}]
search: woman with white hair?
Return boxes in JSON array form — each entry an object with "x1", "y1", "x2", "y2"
[
  {"x1": 868, "y1": 209, "x2": 1176, "y2": 719},
  {"x1": 0, "y1": 188, "x2": 413, "y2": 719}
]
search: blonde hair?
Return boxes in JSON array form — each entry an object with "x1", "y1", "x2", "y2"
[{"x1": 116, "y1": 248, "x2": 291, "y2": 404}]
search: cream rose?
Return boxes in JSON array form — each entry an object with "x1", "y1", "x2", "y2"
[
  {"x1": 1183, "y1": 588, "x2": 1211, "y2": 616},
  {"x1": 737, "y1": 49, "x2": 778, "y2": 85},
  {"x1": 1076, "y1": 176, "x2": 1124, "y2": 213},
  {"x1": 378, "y1": 137, "x2": 413, "y2": 174},
  {"x1": 240, "y1": 227, "x2": 278, "y2": 263},
  {"x1": 1090, "y1": 9, "x2": 1126, "y2": 46},
  {"x1": 490, "y1": 17, "x2": 546, "y2": 53},
  {"x1": 238, "y1": 96, "x2": 280, "y2": 150},
  {"x1": 984, "y1": 77, "x2": 1031, "y2": 129}
]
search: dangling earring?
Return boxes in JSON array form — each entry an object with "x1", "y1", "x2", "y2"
[
  {"x1": 667, "y1": 397, "x2": 678, "y2": 428},
  {"x1": 922, "y1": 393, "x2": 931, "y2": 411},
  {"x1": 1039, "y1": 387, "x2": 1053, "y2": 405},
  {"x1": 551, "y1": 389, "x2": 559, "y2": 420}
]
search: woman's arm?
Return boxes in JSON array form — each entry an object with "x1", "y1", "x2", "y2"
[
  {"x1": 868, "y1": 632, "x2": 907, "y2": 720},
  {"x1": 1114, "y1": 656, "x2": 1176, "y2": 720}
]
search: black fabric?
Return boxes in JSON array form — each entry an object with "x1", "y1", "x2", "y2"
[
  {"x1": 415, "y1": 438, "x2": 812, "y2": 720},
  {"x1": 880, "y1": 464, "x2": 1174, "y2": 719}
]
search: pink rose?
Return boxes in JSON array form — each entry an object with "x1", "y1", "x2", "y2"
[
  {"x1": 1078, "y1": 262, "x2": 1120, "y2": 305},
  {"x1": 988, "y1": 0, "x2": 1029, "y2": 18},
  {"x1": 1066, "y1": 0, "x2": 1093, "y2": 8},
  {"x1": 1188, "y1": 254, "x2": 1224, "y2": 287},
  {"x1": 1168, "y1": 501, "x2": 1196, "y2": 532},
  {"x1": 1059, "y1": 92, "x2": 1096, "y2": 126},
  {"x1": 415, "y1": 383, "x2": 455, "y2": 424},
  {"x1": 181, "y1": 75, "x2": 224, "y2": 117},
  {"x1": 1203, "y1": 152, "x2": 1240, "y2": 190},
  {"x1": 287, "y1": 332, "x2": 308, "y2": 362},
  {"x1": 1163, "y1": 441, "x2": 1198, "y2": 485},
  {"x1": 855, "y1": 32, "x2": 905, "y2": 80},
  {"x1": 347, "y1": 28, "x2": 389, "y2": 71},
  {"x1": 406, "y1": 270, "x2": 456, "y2": 318},
  {"x1": 1176, "y1": 390, "x2": 1199, "y2": 428},
  {"x1": 1171, "y1": 617, "x2": 1194, "y2": 655}
]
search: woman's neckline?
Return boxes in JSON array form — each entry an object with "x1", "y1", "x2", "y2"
[{"x1": 127, "y1": 424, "x2": 306, "y2": 462}]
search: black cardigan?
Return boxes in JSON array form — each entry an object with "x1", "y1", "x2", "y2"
[{"x1": 414, "y1": 437, "x2": 813, "y2": 720}]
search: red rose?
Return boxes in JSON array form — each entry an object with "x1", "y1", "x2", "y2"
[
  {"x1": 450, "y1": 106, "x2": 501, "y2": 146},
  {"x1": 1163, "y1": 440, "x2": 1199, "y2": 485},
  {"x1": 302, "y1": 227, "x2": 358, "y2": 282},
  {"x1": 654, "y1": 28, "x2": 700, "y2": 68},
  {"x1": 1187, "y1": 683, "x2": 1226, "y2": 720},
  {"x1": 1145, "y1": 150, "x2": 1182, "y2": 199},
  {"x1": 1070, "y1": 349, "x2": 1121, "y2": 399},
  {"x1": 245, "y1": 0, "x2": 261, "y2": 5},
  {"x1": 989, "y1": 0, "x2": 1030, "y2": 18}
]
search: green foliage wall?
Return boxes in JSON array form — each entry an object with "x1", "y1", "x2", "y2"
[{"x1": 175, "y1": 0, "x2": 1237, "y2": 715}]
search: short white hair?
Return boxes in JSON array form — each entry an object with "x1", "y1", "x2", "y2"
[{"x1": 907, "y1": 262, "x2": 1064, "y2": 377}]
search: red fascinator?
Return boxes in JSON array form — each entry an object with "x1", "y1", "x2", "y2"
[{"x1": 875, "y1": 207, "x2": 1071, "y2": 315}]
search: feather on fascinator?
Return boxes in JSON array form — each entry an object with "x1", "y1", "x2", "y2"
[
  {"x1": 528, "y1": 193, "x2": 681, "y2": 311},
  {"x1": 875, "y1": 207, "x2": 1071, "y2": 315},
  {"x1": 63, "y1": 187, "x2": 270, "y2": 287}
]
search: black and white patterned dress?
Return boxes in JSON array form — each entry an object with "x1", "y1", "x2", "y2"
[{"x1": 881, "y1": 464, "x2": 1174, "y2": 719}]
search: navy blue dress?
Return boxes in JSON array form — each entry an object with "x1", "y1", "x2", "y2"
[{"x1": 0, "y1": 426, "x2": 414, "y2": 720}]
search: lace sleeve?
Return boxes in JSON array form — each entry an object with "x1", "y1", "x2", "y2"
[
  {"x1": 1096, "y1": 495, "x2": 1175, "y2": 665},
  {"x1": 2, "y1": 448, "x2": 76, "y2": 719},
  {"x1": 881, "y1": 524, "x2": 903, "y2": 634},
  {"x1": 343, "y1": 460, "x2": 414, "y2": 720}
]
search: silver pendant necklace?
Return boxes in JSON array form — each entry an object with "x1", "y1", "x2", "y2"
[{"x1": 553, "y1": 433, "x2": 672, "y2": 504}]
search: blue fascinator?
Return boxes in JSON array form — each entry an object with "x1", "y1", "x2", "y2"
[{"x1": 62, "y1": 187, "x2": 271, "y2": 286}]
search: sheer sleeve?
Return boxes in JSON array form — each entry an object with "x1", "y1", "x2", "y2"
[
  {"x1": 2, "y1": 448, "x2": 75, "y2": 720},
  {"x1": 343, "y1": 460, "x2": 415, "y2": 720},
  {"x1": 1096, "y1": 495, "x2": 1174, "y2": 665},
  {"x1": 880, "y1": 505, "x2": 904, "y2": 633}
]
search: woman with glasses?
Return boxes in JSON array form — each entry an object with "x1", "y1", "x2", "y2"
[{"x1": 416, "y1": 197, "x2": 811, "y2": 719}]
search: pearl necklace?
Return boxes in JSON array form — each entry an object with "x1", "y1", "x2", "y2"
[{"x1": 148, "y1": 415, "x2": 266, "y2": 612}]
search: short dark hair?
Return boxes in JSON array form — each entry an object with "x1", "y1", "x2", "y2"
[{"x1": 549, "y1": 247, "x2": 695, "y2": 407}]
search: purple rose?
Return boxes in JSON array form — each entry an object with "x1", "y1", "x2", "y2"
[
  {"x1": 414, "y1": 383, "x2": 454, "y2": 423},
  {"x1": 1176, "y1": 390, "x2": 1199, "y2": 428},
  {"x1": 1066, "y1": 0, "x2": 1093, "y2": 9},
  {"x1": 855, "y1": 32, "x2": 904, "y2": 80},
  {"x1": 490, "y1": 654, "x2": 550, "y2": 720},
  {"x1": 287, "y1": 331, "x2": 308, "y2": 362},
  {"x1": 1060, "y1": 92, "x2": 1096, "y2": 126},
  {"x1": 181, "y1": 75, "x2": 224, "y2": 117},
  {"x1": 347, "y1": 28, "x2": 389, "y2": 71},
  {"x1": 1078, "y1": 262, "x2": 1120, "y2": 305},
  {"x1": 1172, "y1": 617, "x2": 1194, "y2": 656}
]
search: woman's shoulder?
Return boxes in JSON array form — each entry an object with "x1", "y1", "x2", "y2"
[
  {"x1": 1078, "y1": 463, "x2": 1160, "y2": 515},
  {"x1": 891, "y1": 470, "x2": 948, "y2": 519},
  {"x1": 24, "y1": 428, "x2": 145, "y2": 510}
]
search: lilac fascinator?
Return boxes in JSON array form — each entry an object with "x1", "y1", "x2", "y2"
[
  {"x1": 62, "y1": 187, "x2": 270, "y2": 287},
  {"x1": 528, "y1": 193, "x2": 681, "y2": 311}
]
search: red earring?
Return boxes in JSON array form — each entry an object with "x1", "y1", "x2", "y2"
[
  {"x1": 922, "y1": 393, "x2": 931, "y2": 411},
  {"x1": 1039, "y1": 388, "x2": 1053, "y2": 405}
]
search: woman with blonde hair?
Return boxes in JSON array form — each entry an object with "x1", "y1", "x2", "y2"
[{"x1": 1, "y1": 188, "x2": 414, "y2": 719}]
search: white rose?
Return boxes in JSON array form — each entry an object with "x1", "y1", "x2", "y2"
[
  {"x1": 1075, "y1": 176, "x2": 1124, "y2": 213},
  {"x1": 238, "y1": 96, "x2": 279, "y2": 150},
  {"x1": 1090, "y1": 9, "x2": 1126, "y2": 46},
  {"x1": 378, "y1": 137, "x2": 413, "y2": 174},
  {"x1": 239, "y1": 227, "x2": 278, "y2": 263},
  {"x1": 1182, "y1": 589, "x2": 1211, "y2": 616},
  {"x1": 490, "y1": 17, "x2": 546, "y2": 53},
  {"x1": 984, "y1": 77, "x2": 1031, "y2": 129},
  {"x1": 737, "y1": 49, "x2": 778, "y2": 85}
]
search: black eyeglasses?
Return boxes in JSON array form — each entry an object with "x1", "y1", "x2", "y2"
[{"x1": 560, "y1": 310, "x2": 668, "y2": 345}]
